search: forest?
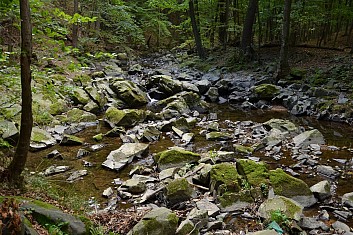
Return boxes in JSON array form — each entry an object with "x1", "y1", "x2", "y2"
[{"x1": 1, "y1": 0, "x2": 353, "y2": 234}]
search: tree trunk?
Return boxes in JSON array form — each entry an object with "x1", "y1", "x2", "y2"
[
  {"x1": 72, "y1": 0, "x2": 79, "y2": 48},
  {"x1": 241, "y1": 0, "x2": 258, "y2": 60},
  {"x1": 275, "y1": 0, "x2": 292, "y2": 83},
  {"x1": 218, "y1": 0, "x2": 229, "y2": 48},
  {"x1": 189, "y1": 0, "x2": 206, "y2": 59},
  {"x1": 6, "y1": 0, "x2": 33, "y2": 187}
]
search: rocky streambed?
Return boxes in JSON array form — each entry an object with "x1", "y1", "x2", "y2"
[{"x1": 2, "y1": 52, "x2": 353, "y2": 234}]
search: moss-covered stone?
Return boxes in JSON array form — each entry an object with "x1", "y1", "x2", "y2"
[
  {"x1": 269, "y1": 168, "x2": 311, "y2": 198},
  {"x1": 234, "y1": 144, "x2": 254, "y2": 155},
  {"x1": 166, "y1": 178, "x2": 194, "y2": 205},
  {"x1": 258, "y1": 196, "x2": 303, "y2": 221},
  {"x1": 70, "y1": 87, "x2": 90, "y2": 105},
  {"x1": 110, "y1": 80, "x2": 148, "y2": 108},
  {"x1": 254, "y1": 84, "x2": 280, "y2": 100},
  {"x1": 93, "y1": 133, "x2": 104, "y2": 141},
  {"x1": 60, "y1": 134, "x2": 83, "y2": 146},
  {"x1": 218, "y1": 190, "x2": 254, "y2": 208},
  {"x1": 128, "y1": 207, "x2": 178, "y2": 235},
  {"x1": 66, "y1": 108, "x2": 97, "y2": 123},
  {"x1": 263, "y1": 119, "x2": 298, "y2": 134},
  {"x1": 105, "y1": 107, "x2": 146, "y2": 127},
  {"x1": 154, "y1": 148, "x2": 200, "y2": 170},
  {"x1": 210, "y1": 163, "x2": 240, "y2": 195},
  {"x1": 176, "y1": 219, "x2": 198, "y2": 235},
  {"x1": 237, "y1": 159, "x2": 269, "y2": 187},
  {"x1": 206, "y1": 131, "x2": 232, "y2": 141},
  {"x1": 49, "y1": 100, "x2": 69, "y2": 115}
]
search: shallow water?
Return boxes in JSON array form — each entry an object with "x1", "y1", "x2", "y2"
[{"x1": 26, "y1": 105, "x2": 353, "y2": 212}]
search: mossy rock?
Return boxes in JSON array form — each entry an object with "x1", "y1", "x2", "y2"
[
  {"x1": 166, "y1": 178, "x2": 194, "y2": 205},
  {"x1": 263, "y1": 119, "x2": 298, "y2": 135},
  {"x1": 70, "y1": 87, "x2": 90, "y2": 105},
  {"x1": 149, "y1": 75, "x2": 183, "y2": 97},
  {"x1": 290, "y1": 68, "x2": 307, "y2": 79},
  {"x1": 234, "y1": 144, "x2": 254, "y2": 155},
  {"x1": 128, "y1": 207, "x2": 178, "y2": 235},
  {"x1": 253, "y1": 84, "x2": 280, "y2": 100},
  {"x1": 66, "y1": 108, "x2": 97, "y2": 123},
  {"x1": 218, "y1": 190, "x2": 254, "y2": 209},
  {"x1": 206, "y1": 131, "x2": 232, "y2": 141},
  {"x1": 105, "y1": 107, "x2": 146, "y2": 127},
  {"x1": 176, "y1": 219, "x2": 198, "y2": 235},
  {"x1": 110, "y1": 79, "x2": 148, "y2": 108},
  {"x1": 209, "y1": 163, "x2": 240, "y2": 195},
  {"x1": 154, "y1": 148, "x2": 200, "y2": 170},
  {"x1": 269, "y1": 168, "x2": 317, "y2": 207},
  {"x1": 49, "y1": 99, "x2": 69, "y2": 115},
  {"x1": 60, "y1": 134, "x2": 83, "y2": 146},
  {"x1": 237, "y1": 159, "x2": 269, "y2": 187},
  {"x1": 258, "y1": 196, "x2": 303, "y2": 221}
]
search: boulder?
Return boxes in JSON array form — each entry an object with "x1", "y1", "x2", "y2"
[
  {"x1": 310, "y1": 180, "x2": 331, "y2": 201},
  {"x1": 253, "y1": 84, "x2": 280, "y2": 100},
  {"x1": 316, "y1": 165, "x2": 339, "y2": 179},
  {"x1": 105, "y1": 107, "x2": 146, "y2": 127},
  {"x1": 70, "y1": 87, "x2": 90, "y2": 105},
  {"x1": 154, "y1": 147, "x2": 200, "y2": 170},
  {"x1": 299, "y1": 216, "x2": 329, "y2": 230},
  {"x1": 128, "y1": 207, "x2": 178, "y2": 235},
  {"x1": 102, "y1": 143, "x2": 149, "y2": 171},
  {"x1": 236, "y1": 159, "x2": 269, "y2": 187},
  {"x1": 147, "y1": 75, "x2": 183, "y2": 98},
  {"x1": 342, "y1": 192, "x2": 353, "y2": 208},
  {"x1": 49, "y1": 99, "x2": 69, "y2": 115},
  {"x1": 110, "y1": 79, "x2": 148, "y2": 107},
  {"x1": 293, "y1": 129, "x2": 325, "y2": 148},
  {"x1": 66, "y1": 108, "x2": 97, "y2": 123},
  {"x1": 30, "y1": 127, "x2": 57, "y2": 151},
  {"x1": 176, "y1": 219, "x2": 199, "y2": 235},
  {"x1": 262, "y1": 128, "x2": 286, "y2": 147},
  {"x1": 44, "y1": 165, "x2": 70, "y2": 176},
  {"x1": 258, "y1": 196, "x2": 303, "y2": 221},
  {"x1": 234, "y1": 144, "x2": 254, "y2": 155},
  {"x1": 84, "y1": 85, "x2": 107, "y2": 108},
  {"x1": 219, "y1": 190, "x2": 254, "y2": 211},
  {"x1": 210, "y1": 163, "x2": 240, "y2": 195},
  {"x1": 205, "y1": 87, "x2": 219, "y2": 103},
  {"x1": 196, "y1": 199, "x2": 220, "y2": 217},
  {"x1": 186, "y1": 208, "x2": 208, "y2": 229},
  {"x1": 269, "y1": 168, "x2": 317, "y2": 207},
  {"x1": 21, "y1": 202, "x2": 87, "y2": 235},
  {"x1": 263, "y1": 119, "x2": 298, "y2": 135},
  {"x1": 206, "y1": 132, "x2": 232, "y2": 141},
  {"x1": 0, "y1": 120, "x2": 18, "y2": 142},
  {"x1": 120, "y1": 178, "x2": 146, "y2": 194},
  {"x1": 165, "y1": 178, "x2": 195, "y2": 205},
  {"x1": 59, "y1": 135, "x2": 83, "y2": 146}
]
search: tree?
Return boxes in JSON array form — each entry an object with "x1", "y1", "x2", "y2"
[
  {"x1": 2, "y1": 0, "x2": 33, "y2": 187},
  {"x1": 72, "y1": 0, "x2": 79, "y2": 47},
  {"x1": 241, "y1": 0, "x2": 258, "y2": 60},
  {"x1": 189, "y1": 0, "x2": 206, "y2": 59},
  {"x1": 275, "y1": 0, "x2": 292, "y2": 83},
  {"x1": 218, "y1": 0, "x2": 230, "y2": 48}
]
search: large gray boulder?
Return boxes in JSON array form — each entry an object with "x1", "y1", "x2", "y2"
[
  {"x1": 70, "y1": 87, "x2": 90, "y2": 105},
  {"x1": 258, "y1": 196, "x2": 303, "y2": 221},
  {"x1": 293, "y1": 129, "x2": 325, "y2": 148},
  {"x1": 128, "y1": 207, "x2": 179, "y2": 235},
  {"x1": 102, "y1": 143, "x2": 149, "y2": 171},
  {"x1": 110, "y1": 79, "x2": 148, "y2": 107},
  {"x1": 0, "y1": 120, "x2": 18, "y2": 142},
  {"x1": 310, "y1": 180, "x2": 332, "y2": 201},
  {"x1": 30, "y1": 127, "x2": 57, "y2": 151},
  {"x1": 65, "y1": 108, "x2": 97, "y2": 123},
  {"x1": 165, "y1": 178, "x2": 195, "y2": 205},
  {"x1": 263, "y1": 119, "x2": 298, "y2": 135},
  {"x1": 342, "y1": 192, "x2": 353, "y2": 208},
  {"x1": 104, "y1": 107, "x2": 146, "y2": 127},
  {"x1": 146, "y1": 75, "x2": 183, "y2": 98},
  {"x1": 21, "y1": 202, "x2": 87, "y2": 235},
  {"x1": 269, "y1": 168, "x2": 317, "y2": 207}
]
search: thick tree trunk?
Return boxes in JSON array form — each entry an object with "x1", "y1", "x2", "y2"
[
  {"x1": 275, "y1": 0, "x2": 292, "y2": 83},
  {"x1": 189, "y1": 0, "x2": 206, "y2": 59},
  {"x1": 6, "y1": 0, "x2": 33, "y2": 187},
  {"x1": 218, "y1": 0, "x2": 229, "y2": 48},
  {"x1": 72, "y1": 0, "x2": 79, "y2": 48},
  {"x1": 241, "y1": 0, "x2": 258, "y2": 60}
]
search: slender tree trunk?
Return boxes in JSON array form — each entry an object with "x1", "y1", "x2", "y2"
[
  {"x1": 189, "y1": 0, "x2": 206, "y2": 59},
  {"x1": 72, "y1": 0, "x2": 79, "y2": 48},
  {"x1": 275, "y1": 0, "x2": 292, "y2": 83},
  {"x1": 219, "y1": 0, "x2": 229, "y2": 48},
  {"x1": 241, "y1": 0, "x2": 258, "y2": 60},
  {"x1": 6, "y1": 0, "x2": 33, "y2": 187}
]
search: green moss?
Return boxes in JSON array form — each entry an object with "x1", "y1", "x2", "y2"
[
  {"x1": 32, "y1": 200, "x2": 59, "y2": 210},
  {"x1": 31, "y1": 131, "x2": 48, "y2": 143},
  {"x1": 219, "y1": 190, "x2": 254, "y2": 207},
  {"x1": 167, "y1": 213, "x2": 179, "y2": 225},
  {"x1": 237, "y1": 159, "x2": 269, "y2": 187},
  {"x1": 166, "y1": 178, "x2": 192, "y2": 197},
  {"x1": 155, "y1": 149, "x2": 200, "y2": 165},
  {"x1": 254, "y1": 84, "x2": 280, "y2": 99},
  {"x1": 269, "y1": 169, "x2": 312, "y2": 197},
  {"x1": 206, "y1": 131, "x2": 232, "y2": 140},
  {"x1": 210, "y1": 163, "x2": 240, "y2": 194},
  {"x1": 49, "y1": 102, "x2": 68, "y2": 115},
  {"x1": 234, "y1": 144, "x2": 254, "y2": 154},
  {"x1": 105, "y1": 107, "x2": 125, "y2": 124},
  {"x1": 93, "y1": 133, "x2": 104, "y2": 141},
  {"x1": 282, "y1": 197, "x2": 302, "y2": 217}
]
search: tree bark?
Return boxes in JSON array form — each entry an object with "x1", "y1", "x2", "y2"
[
  {"x1": 6, "y1": 0, "x2": 33, "y2": 187},
  {"x1": 72, "y1": 0, "x2": 79, "y2": 48},
  {"x1": 189, "y1": 0, "x2": 206, "y2": 59},
  {"x1": 241, "y1": 0, "x2": 258, "y2": 60},
  {"x1": 275, "y1": 0, "x2": 292, "y2": 83},
  {"x1": 218, "y1": 0, "x2": 229, "y2": 48}
]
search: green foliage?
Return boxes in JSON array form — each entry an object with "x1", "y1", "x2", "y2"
[
  {"x1": 270, "y1": 209, "x2": 290, "y2": 227},
  {"x1": 45, "y1": 221, "x2": 69, "y2": 235}
]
